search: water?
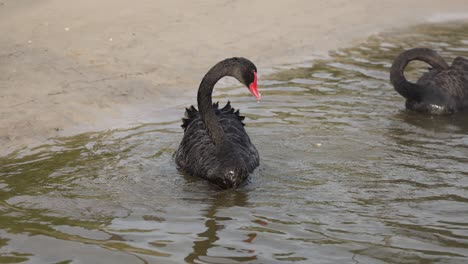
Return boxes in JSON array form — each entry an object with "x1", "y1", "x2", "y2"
[{"x1": 1, "y1": 22, "x2": 468, "y2": 264}]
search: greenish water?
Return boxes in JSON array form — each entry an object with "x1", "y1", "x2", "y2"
[{"x1": 1, "y1": 22, "x2": 468, "y2": 264}]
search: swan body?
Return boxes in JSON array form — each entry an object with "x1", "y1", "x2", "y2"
[
  {"x1": 175, "y1": 58, "x2": 260, "y2": 189},
  {"x1": 390, "y1": 48, "x2": 468, "y2": 114}
]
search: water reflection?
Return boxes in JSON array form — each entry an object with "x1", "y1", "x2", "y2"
[
  {"x1": 184, "y1": 190, "x2": 257, "y2": 263},
  {"x1": 395, "y1": 111, "x2": 468, "y2": 132}
]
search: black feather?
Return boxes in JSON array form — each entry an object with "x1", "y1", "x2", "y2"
[
  {"x1": 180, "y1": 103, "x2": 247, "y2": 130},
  {"x1": 222, "y1": 101, "x2": 231, "y2": 111}
]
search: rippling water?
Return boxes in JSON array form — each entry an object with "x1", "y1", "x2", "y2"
[{"x1": 1, "y1": 22, "x2": 468, "y2": 264}]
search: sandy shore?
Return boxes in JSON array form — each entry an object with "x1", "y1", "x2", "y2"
[{"x1": 1, "y1": 0, "x2": 468, "y2": 154}]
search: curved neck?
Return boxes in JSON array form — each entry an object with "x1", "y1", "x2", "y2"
[
  {"x1": 390, "y1": 48, "x2": 449, "y2": 101},
  {"x1": 197, "y1": 61, "x2": 235, "y2": 145}
]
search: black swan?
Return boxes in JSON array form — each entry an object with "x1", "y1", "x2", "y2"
[
  {"x1": 175, "y1": 57, "x2": 260, "y2": 189},
  {"x1": 390, "y1": 47, "x2": 468, "y2": 114}
]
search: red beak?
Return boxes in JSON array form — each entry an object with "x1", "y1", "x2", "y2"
[{"x1": 248, "y1": 71, "x2": 261, "y2": 101}]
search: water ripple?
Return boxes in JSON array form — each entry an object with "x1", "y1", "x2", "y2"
[{"x1": 1, "y1": 22, "x2": 468, "y2": 263}]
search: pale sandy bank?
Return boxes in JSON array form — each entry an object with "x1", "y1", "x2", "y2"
[{"x1": 0, "y1": 0, "x2": 467, "y2": 154}]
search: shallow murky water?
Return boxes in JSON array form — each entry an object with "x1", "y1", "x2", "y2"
[{"x1": 1, "y1": 22, "x2": 468, "y2": 264}]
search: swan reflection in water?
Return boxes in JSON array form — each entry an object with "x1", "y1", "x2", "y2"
[{"x1": 184, "y1": 190, "x2": 258, "y2": 263}]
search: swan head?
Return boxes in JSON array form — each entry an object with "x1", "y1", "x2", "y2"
[{"x1": 228, "y1": 57, "x2": 261, "y2": 101}]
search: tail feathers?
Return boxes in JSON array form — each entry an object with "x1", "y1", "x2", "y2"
[
  {"x1": 184, "y1": 105, "x2": 198, "y2": 118},
  {"x1": 181, "y1": 105, "x2": 199, "y2": 129},
  {"x1": 222, "y1": 102, "x2": 244, "y2": 125},
  {"x1": 234, "y1": 109, "x2": 246, "y2": 122},
  {"x1": 222, "y1": 101, "x2": 231, "y2": 111},
  {"x1": 181, "y1": 118, "x2": 191, "y2": 129},
  {"x1": 181, "y1": 101, "x2": 246, "y2": 130}
]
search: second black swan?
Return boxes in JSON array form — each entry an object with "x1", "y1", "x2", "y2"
[
  {"x1": 390, "y1": 47, "x2": 468, "y2": 114},
  {"x1": 175, "y1": 57, "x2": 260, "y2": 189}
]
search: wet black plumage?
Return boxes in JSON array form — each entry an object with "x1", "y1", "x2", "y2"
[
  {"x1": 175, "y1": 58, "x2": 260, "y2": 189},
  {"x1": 181, "y1": 101, "x2": 245, "y2": 131},
  {"x1": 390, "y1": 48, "x2": 468, "y2": 114}
]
